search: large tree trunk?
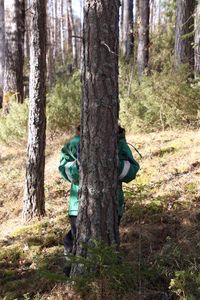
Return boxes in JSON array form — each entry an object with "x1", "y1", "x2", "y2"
[
  {"x1": 23, "y1": 0, "x2": 46, "y2": 221},
  {"x1": 174, "y1": 0, "x2": 195, "y2": 68},
  {"x1": 137, "y1": 0, "x2": 150, "y2": 76},
  {"x1": 121, "y1": 0, "x2": 134, "y2": 62},
  {"x1": 73, "y1": 0, "x2": 120, "y2": 266},
  {"x1": 195, "y1": 0, "x2": 200, "y2": 77},
  {"x1": 0, "y1": 0, "x2": 5, "y2": 108},
  {"x1": 4, "y1": 0, "x2": 25, "y2": 104}
]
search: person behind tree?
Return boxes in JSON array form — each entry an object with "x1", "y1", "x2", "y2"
[{"x1": 59, "y1": 125, "x2": 140, "y2": 273}]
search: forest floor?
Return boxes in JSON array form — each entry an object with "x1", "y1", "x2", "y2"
[{"x1": 0, "y1": 129, "x2": 200, "y2": 300}]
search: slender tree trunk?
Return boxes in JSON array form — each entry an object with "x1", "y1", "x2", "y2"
[
  {"x1": 66, "y1": 0, "x2": 72, "y2": 55},
  {"x1": 122, "y1": 0, "x2": 134, "y2": 62},
  {"x1": 47, "y1": 0, "x2": 55, "y2": 85},
  {"x1": 4, "y1": 0, "x2": 25, "y2": 104},
  {"x1": 150, "y1": 0, "x2": 155, "y2": 33},
  {"x1": 78, "y1": 0, "x2": 83, "y2": 67},
  {"x1": 174, "y1": 0, "x2": 195, "y2": 68},
  {"x1": 67, "y1": 0, "x2": 78, "y2": 67},
  {"x1": 137, "y1": 0, "x2": 150, "y2": 76},
  {"x1": 134, "y1": 0, "x2": 140, "y2": 56},
  {"x1": 46, "y1": 27, "x2": 54, "y2": 86},
  {"x1": 120, "y1": 0, "x2": 124, "y2": 48},
  {"x1": 135, "y1": 0, "x2": 140, "y2": 25},
  {"x1": 53, "y1": 0, "x2": 58, "y2": 59},
  {"x1": 23, "y1": 0, "x2": 46, "y2": 221},
  {"x1": 158, "y1": 0, "x2": 161, "y2": 27},
  {"x1": 0, "y1": 0, "x2": 5, "y2": 108},
  {"x1": 195, "y1": 0, "x2": 200, "y2": 76},
  {"x1": 24, "y1": 0, "x2": 30, "y2": 61},
  {"x1": 73, "y1": 0, "x2": 120, "y2": 268},
  {"x1": 16, "y1": 0, "x2": 25, "y2": 103},
  {"x1": 60, "y1": 0, "x2": 65, "y2": 64}
]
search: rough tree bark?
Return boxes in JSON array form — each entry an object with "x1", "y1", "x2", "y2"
[
  {"x1": 4, "y1": 0, "x2": 25, "y2": 104},
  {"x1": 0, "y1": 0, "x2": 5, "y2": 108},
  {"x1": 137, "y1": 0, "x2": 150, "y2": 76},
  {"x1": 174, "y1": 0, "x2": 195, "y2": 68},
  {"x1": 121, "y1": 0, "x2": 134, "y2": 62},
  {"x1": 73, "y1": 0, "x2": 120, "y2": 267},
  {"x1": 23, "y1": 0, "x2": 46, "y2": 221}
]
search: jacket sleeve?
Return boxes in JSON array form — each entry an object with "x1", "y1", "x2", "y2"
[
  {"x1": 58, "y1": 143, "x2": 79, "y2": 183},
  {"x1": 118, "y1": 142, "x2": 140, "y2": 183}
]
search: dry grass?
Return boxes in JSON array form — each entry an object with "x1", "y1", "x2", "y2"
[{"x1": 0, "y1": 129, "x2": 200, "y2": 299}]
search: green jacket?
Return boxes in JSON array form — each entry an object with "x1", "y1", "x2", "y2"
[
  {"x1": 117, "y1": 133, "x2": 140, "y2": 215},
  {"x1": 59, "y1": 135, "x2": 80, "y2": 216},
  {"x1": 59, "y1": 134, "x2": 139, "y2": 217}
]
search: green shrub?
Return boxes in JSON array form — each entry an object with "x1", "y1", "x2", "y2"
[
  {"x1": 70, "y1": 240, "x2": 137, "y2": 299},
  {"x1": 47, "y1": 71, "x2": 81, "y2": 132},
  {"x1": 170, "y1": 270, "x2": 200, "y2": 300},
  {"x1": 0, "y1": 100, "x2": 28, "y2": 144},
  {"x1": 0, "y1": 72, "x2": 81, "y2": 144},
  {"x1": 120, "y1": 64, "x2": 200, "y2": 132}
]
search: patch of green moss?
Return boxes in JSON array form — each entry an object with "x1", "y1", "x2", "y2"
[
  {"x1": 11, "y1": 221, "x2": 49, "y2": 238},
  {"x1": 185, "y1": 182, "x2": 199, "y2": 193},
  {"x1": 0, "y1": 245, "x2": 22, "y2": 261},
  {"x1": 174, "y1": 163, "x2": 189, "y2": 174},
  {"x1": 135, "y1": 172, "x2": 152, "y2": 186}
]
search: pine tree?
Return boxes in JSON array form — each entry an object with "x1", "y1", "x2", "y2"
[
  {"x1": 23, "y1": 0, "x2": 46, "y2": 221},
  {"x1": 174, "y1": 0, "x2": 195, "y2": 68},
  {"x1": 0, "y1": 0, "x2": 5, "y2": 108},
  {"x1": 121, "y1": 0, "x2": 134, "y2": 62},
  {"x1": 195, "y1": 0, "x2": 200, "y2": 76},
  {"x1": 137, "y1": 0, "x2": 150, "y2": 76},
  {"x1": 4, "y1": 0, "x2": 25, "y2": 104},
  {"x1": 73, "y1": 0, "x2": 120, "y2": 268}
]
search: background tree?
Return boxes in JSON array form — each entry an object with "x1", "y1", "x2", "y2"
[
  {"x1": 150, "y1": 0, "x2": 156, "y2": 33},
  {"x1": 0, "y1": 0, "x2": 5, "y2": 108},
  {"x1": 137, "y1": 0, "x2": 150, "y2": 76},
  {"x1": 67, "y1": 0, "x2": 78, "y2": 67},
  {"x1": 174, "y1": 0, "x2": 195, "y2": 68},
  {"x1": 121, "y1": 0, "x2": 134, "y2": 62},
  {"x1": 24, "y1": 0, "x2": 31, "y2": 62},
  {"x1": 46, "y1": 0, "x2": 56, "y2": 86},
  {"x1": 23, "y1": 0, "x2": 46, "y2": 221},
  {"x1": 73, "y1": 0, "x2": 120, "y2": 263},
  {"x1": 4, "y1": 0, "x2": 25, "y2": 104},
  {"x1": 60, "y1": 0, "x2": 65, "y2": 64},
  {"x1": 195, "y1": 0, "x2": 200, "y2": 77}
]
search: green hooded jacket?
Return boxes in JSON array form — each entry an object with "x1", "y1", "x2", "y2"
[
  {"x1": 117, "y1": 131, "x2": 140, "y2": 215},
  {"x1": 59, "y1": 134, "x2": 139, "y2": 217}
]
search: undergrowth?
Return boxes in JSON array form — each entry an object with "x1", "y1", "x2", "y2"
[
  {"x1": 120, "y1": 64, "x2": 200, "y2": 132},
  {"x1": 1, "y1": 64, "x2": 200, "y2": 145}
]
